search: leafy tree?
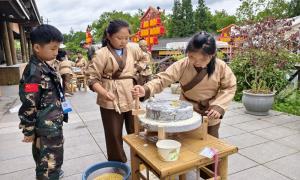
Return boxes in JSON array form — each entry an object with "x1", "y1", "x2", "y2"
[
  {"x1": 212, "y1": 10, "x2": 237, "y2": 31},
  {"x1": 169, "y1": 0, "x2": 184, "y2": 37},
  {"x1": 160, "y1": 13, "x2": 172, "y2": 38},
  {"x1": 194, "y1": 0, "x2": 213, "y2": 32},
  {"x1": 181, "y1": 0, "x2": 195, "y2": 35},
  {"x1": 289, "y1": 0, "x2": 300, "y2": 17},
  {"x1": 63, "y1": 30, "x2": 86, "y2": 56},
  {"x1": 91, "y1": 11, "x2": 140, "y2": 42},
  {"x1": 236, "y1": 0, "x2": 290, "y2": 23}
]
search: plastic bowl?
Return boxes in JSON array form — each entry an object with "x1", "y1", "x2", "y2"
[
  {"x1": 156, "y1": 139, "x2": 181, "y2": 161},
  {"x1": 82, "y1": 161, "x2": 130, "y2": 180}
]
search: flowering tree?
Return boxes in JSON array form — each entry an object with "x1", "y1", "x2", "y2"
[{"x1": 230, "y1": 17, "x2": 300, "y2": 100}]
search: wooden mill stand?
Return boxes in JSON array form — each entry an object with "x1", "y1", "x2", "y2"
[{"x1": 128, "y1": 99, "x2": 238, "y2": 180}]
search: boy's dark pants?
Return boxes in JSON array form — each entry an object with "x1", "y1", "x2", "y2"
[
  {"x1": 100, "y1": 107, "x2": 134, "y2": 163},
  {"x1": 33, "y1": 133, "x2": 64, "y2": 180}
]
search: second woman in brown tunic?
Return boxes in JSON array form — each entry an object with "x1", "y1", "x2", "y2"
[{"x1": 87, "y1": 20, "x2": 149, "y2": 162}]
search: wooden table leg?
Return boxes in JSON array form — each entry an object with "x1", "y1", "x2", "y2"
[
  {"x1": 84, "y1": 76, "x2": 87, "y2": 92},
  {"x1": 179, "y1": 174, "x2": 186, "y2": 180},
  {"x1": 131, "y1": 149, "x2": 140, "y2": 180},
  {"x1": 218, "y1": 156, "x2": 228, "y2": 180},
  {"x1": 158, "y1": 126, "x2": 166, "y2": 140}
]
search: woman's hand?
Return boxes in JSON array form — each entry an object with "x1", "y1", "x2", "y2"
[
  {"x1": 92, "y1": 83, "x2": 115, "y2": 101},
  {"x1": 205, "y1": 109, "x2": 221, "y2": 119},
  {"x1": 103, "y1": 91, "x2": 116, "y2": 101},
  {"x1": 131, "y1": 85, "x2": 145, "y2": 98}
]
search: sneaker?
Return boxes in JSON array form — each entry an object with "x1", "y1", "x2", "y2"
[
  {"x1": 59, "y1": 170, "x2": 64, "y2": 179},
  {"x1": 65, "y1": 93, "x2": 72, "y2": 97}
]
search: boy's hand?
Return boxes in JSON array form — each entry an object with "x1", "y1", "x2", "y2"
[{"x1": 22, "y1": 135, "x2": 35, "y2": 143}]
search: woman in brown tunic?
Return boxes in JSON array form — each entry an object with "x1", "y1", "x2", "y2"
[
  {"x1": 87, "y1": 20, "x2": 149, "y2": 162},
  {"x1": 132, "y1": 31, "x2": 237, "y2": 138}
]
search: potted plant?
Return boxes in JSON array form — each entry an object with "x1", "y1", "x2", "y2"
[{"x1": 230, "y1": 17, "x2": 300, "y2": 115}]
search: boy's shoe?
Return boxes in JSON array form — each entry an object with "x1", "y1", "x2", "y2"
[
  {"x1": 59, "y1": 170, "x2": 64, "y2": 179},
  {"x1": 36, "y1": 170, "x2": 64, "y2": 180},
  {"x1": 65, "y1": 93, "x2": 73, "y2": 97}
]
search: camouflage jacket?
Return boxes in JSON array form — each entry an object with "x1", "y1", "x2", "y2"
[{"x1": 18, "y1": 56, "x2": 67, "y2": 137}]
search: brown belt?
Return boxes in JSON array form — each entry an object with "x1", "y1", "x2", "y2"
[
  {"x1": 181, "y1": 93, "x2": 211, "y2": 116},
  {"x1": 59, "y1": 66, "x2": 71, "y2": 70},
  {"x1": 102, "y1": 75, "x2": 133, "y2": 80}
]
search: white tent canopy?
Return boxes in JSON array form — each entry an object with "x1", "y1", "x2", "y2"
[{"x1": 165, "y1": 41, "x2": 229, "y2": 50}]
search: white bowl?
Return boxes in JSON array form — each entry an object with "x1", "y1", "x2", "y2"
[{"x1": 156, "y1": 139, "x2": 181, "y2": 161}]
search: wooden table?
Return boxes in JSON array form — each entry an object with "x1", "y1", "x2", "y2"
[{"x1": 123, "y1": 129, "x2": 238, "y2": 180}]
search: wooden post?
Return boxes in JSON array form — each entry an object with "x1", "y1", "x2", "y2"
[
  {"x1": 179, "y1": 174, "x2": 186, "y2": 180},
  {"x1": 24, "y1": 33, "x2": 29, "y2": 61},
  {"x1": 28, "y1": 38, "x2": 32, "y2": 57},
  {"x1": 218, "y1": 156, "x2": 228, "y2": 180},
  {"x1": 7, "y1": 22, "x2": 17, "y2": 65},
  {"x1": 130, "y1": 149, "x2": 140, "y2": 180},
  {"x1": 132, "y1": 96, "x2": 145, "y2": 134},
  {"x1": 158, "y1": 126, "x2": 166, "y2": 140},
  {"x1": 19, "y1": 25, "x2": 26, "y2": 63},
  {"x1": 200, "y1": 116, "x2": 208, "y2": 140},
  {"x1": 1, "y1": 21, "x2": 13, "y2": 66}
]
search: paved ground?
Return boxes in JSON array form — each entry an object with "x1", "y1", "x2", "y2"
[{"x1": 0, "y1": 85, "x2": 299, "y2": 180}]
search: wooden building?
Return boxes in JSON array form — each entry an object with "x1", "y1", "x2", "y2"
[{"x1": 0, "y1": 0, "x2": 41, "y2": 85}]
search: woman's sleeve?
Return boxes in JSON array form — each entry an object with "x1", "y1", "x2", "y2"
[
  {"x1": 143, "y1": 59, "x2": 185, "y2": 100},
  {"x1": 209, "y1": 63, "x2": 237, "y2": 117},
  {"x1": 87, "y1": 52, "x2": 106, "y2": 91}
]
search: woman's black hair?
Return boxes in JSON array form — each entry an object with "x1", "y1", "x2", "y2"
[
  {"x1": 186, "y1": 31, "x2": 217, "y2": 77},
  {"x1": 56, "y1": 49, "x2": 67, "y2": 61},
  {"x1": 102, "y1": 19, "x2": 130, "y2": 47}
]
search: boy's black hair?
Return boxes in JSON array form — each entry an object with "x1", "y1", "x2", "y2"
[{"x1": 30, "y1": 24, "x2": 63, "y2": 45}]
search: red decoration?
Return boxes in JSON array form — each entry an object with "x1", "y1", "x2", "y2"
[
  {"x1": 24, "y1": 84, "x2": 39, "y2": 93},
  {"x1": 131, "y1": 6, "x2": 166, "y2": 50}
]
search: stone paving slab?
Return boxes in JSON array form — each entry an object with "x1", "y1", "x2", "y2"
[
  {"x1": 229, "y1": 165, "x2": 291, "y2": 180},
  {"x1": 265, "y1": 152, "x2": 300, "y2": 180},
  {"x1": 275, "y1": 134, "x2": 300, "y2": 150},
  {"x1": 224, "y1": 133, "x2": 269, "y2": 149},
  {"x1": 228, "y1": 153, "x2": 258, "y2": 174},
  {"x1": 239, "y1": 141, "x2": 298, "y2": 164},
  {"x1": 251, "y1": 126, "x2": 299, "y2": 140}
]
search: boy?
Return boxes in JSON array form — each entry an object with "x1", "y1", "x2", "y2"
[{"x1": 18, "y1": 24, "x2": 68, "y2": 180}]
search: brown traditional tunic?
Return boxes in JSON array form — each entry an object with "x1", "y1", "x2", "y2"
[
  {"x1": 87, "y1": 42, "x2": 150, "y2": 162},
  {"x1": 143, "y1": 57, "x2": 237, "y2": 126},
  {"x1": 88, "y1": 42, "x2": 150, "y2": 112}
]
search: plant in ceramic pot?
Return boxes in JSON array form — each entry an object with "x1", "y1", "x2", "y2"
[{"x1": 230, "y1": 17, "x2": 300, "y2": 115}]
